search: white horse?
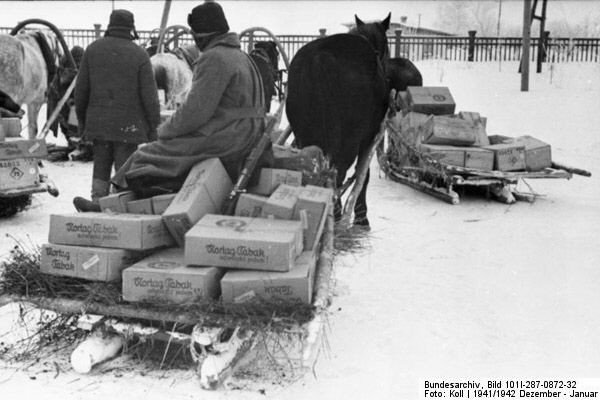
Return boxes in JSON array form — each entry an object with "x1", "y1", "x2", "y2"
[
  {"x1": 150, "y1": 44, "x2": 199, "y2": 110},
  {"x1": 0, "y1": 29, "x2": 64, "y2": 139}
]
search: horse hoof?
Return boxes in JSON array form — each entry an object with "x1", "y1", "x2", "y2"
[{"x1": 353, "y1": 217, "x2": 370, "y2": 229}]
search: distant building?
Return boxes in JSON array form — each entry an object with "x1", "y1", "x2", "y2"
[
  {"x1": 390, "y1": 16, "x2": 455, "y2": 37},
  {"x1": 342, "y1": 16, "x2": 456, "y2": 59},
  {"x1": 342, "y1": 16, "x2": 455, "y2": 37}
]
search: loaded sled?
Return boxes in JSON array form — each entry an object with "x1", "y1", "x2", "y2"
[{"x1": 377, "y1": 87, "x2": 591, "y2": 205}]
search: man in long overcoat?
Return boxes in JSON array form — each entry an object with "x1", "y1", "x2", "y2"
[
  {"x1": 73, "y1": 9, "x2": 161, "y2": 211},
  {"x1": 112, "y1": 1, "x2": 266, "y2": 197}
]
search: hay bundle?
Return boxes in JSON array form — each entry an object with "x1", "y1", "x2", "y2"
[
  {"x1": 379, "y1": 121, "x2": 452, "y2": 189},
  {"x1": 0, "y1": 237, "x2": 315, "y2": 333},
  {"x1": 0, "y1": 195, "x2": 32, "y2": 218}
]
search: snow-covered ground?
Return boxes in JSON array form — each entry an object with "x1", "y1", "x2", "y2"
[{"x1": 1, "y1": 60, "x2": 599, "y2": 399}]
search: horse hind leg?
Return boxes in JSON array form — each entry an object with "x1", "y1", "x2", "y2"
[
  {"x1": 26, "y1": 101, "x2": 44, "y2": 139},
  {"x1": 353, "y1": 167, "x2": 370, "y2": 228}
]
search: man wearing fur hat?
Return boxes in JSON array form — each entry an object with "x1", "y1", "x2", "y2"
[
  {"x1": 73, "y1": 9, "x2": 161, "y2": 212},
  {"x1": 111, "y1": 1, "x2": 266, "y2": 197}
]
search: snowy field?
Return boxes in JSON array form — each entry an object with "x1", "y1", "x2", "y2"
[{"x1": 1, "y1": 60, "x2": 599, "y2": 399}]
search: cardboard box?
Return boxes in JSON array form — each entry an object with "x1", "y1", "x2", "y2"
[
  {"x1": 399, "y1": 111, "x2": 431, "y2": 145},
  {"x1": 458, "y1": 111, "x2": 490, "y2": 147},
  {"x1": 99, "y1": 191, "x2": 136, "y2": 214},
  {"x1": 48, "y1": 212, "x2": 174, "y2": 250},
  {"x1": 484, "y1": 143, "x2": 526, "y2": 171},
  {"x1": 514, "y1": 135, "x2": 552, "y2": 171},
  {"x1": 220, "y1": 250, "x2": 317, "y2": 305},
  {"x1": 406, "y1": 86, "x2": 456, "y2": 115},
  {"x1": 184, "y1": 214, "x2": 304, "y2": 272},
  {"x1": 419, "y1": 144, "x2": 465, "y2": 167},
  {"x1": 248, "y1": 168, "x2": 303, "y2": 196},
  {"x1": 458, "y1": 111, "x2": 487, "y2": 128},
  {"x1": 261, "y1": 184, "x2": 303, "y2": 220},
  {"x1": 420, "y1": 115, "x2": 478, "y2": 146},
  {"x1": 234, "y1": 193, "x2": 268, "y2": 218},
  {"x1": 0, "y1": 158, "x2": 39, "y2": 190},
  {"x1": 294, "y1": 185, "x2": 333, "y2": 251},
  {"x1": 151, "y1": 193, "x2": 176, "y2": 215},
  {"x1": 0, "y1": 118, "x2": 22, "y2": 139},
  {"x1": 162, "y1": 158, "x2": 232, "y2": 247},
  {"x1": 0, "y1": 138, "x2": 47, "y2": 160},
  {"x1": 127, "y1": 198, "x2": 154, "y2": 214},
  {"x1": 122, "y1": 248, "x2": 223, "y2": 303},
  {"x1": 464, "y1": 147, "x2": 495, "y2": 170},
  {"x1": 40, "y1": 243, "x2": 143, "y2": 281}
]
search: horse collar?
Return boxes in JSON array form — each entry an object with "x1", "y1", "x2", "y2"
[{"x1": 32, "y1": 32, "x2": 58, "y2": 85}]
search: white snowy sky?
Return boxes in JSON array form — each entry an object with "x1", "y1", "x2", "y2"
[{"x1": 0, "y1": 0, "x2": 599, "y2": 35}]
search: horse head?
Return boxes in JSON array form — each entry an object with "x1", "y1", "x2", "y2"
[{"x1": 351, "y1": 13, "x2": 391, "y2": 64}]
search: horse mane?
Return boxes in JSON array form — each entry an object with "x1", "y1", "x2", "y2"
[{"x1": 349, "y1": 13, "x2": 391, "y2": 62}]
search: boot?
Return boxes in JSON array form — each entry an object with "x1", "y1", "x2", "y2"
[
  {"x1": 73, "y1": 197, "x2": 101, "y2": 212},
  {"x1": 73, "y1": 178, "x2": 110, "y2": 212}
]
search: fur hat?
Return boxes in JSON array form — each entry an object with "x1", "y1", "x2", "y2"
[
  {"x1": 106, "y1": 9, "x2": 139, "y2": 39},
  {"x1": 187, "y1": 2, "x2": 229, "y2": 37}
]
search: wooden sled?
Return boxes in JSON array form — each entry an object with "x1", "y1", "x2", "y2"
[
  {"x1": 378, "y1": 119, "x2": 591, "y2": 205},
  {"x1": 0, "y1": 208, "x2": 334, "y2": 389},
  {"x1": 0, "y1": 95, "x2": 335, "y2": 388}
]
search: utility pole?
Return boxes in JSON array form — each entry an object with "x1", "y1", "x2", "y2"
[
  {"x1": 156, "y1": 0, "x2": 172, "y2": 54},
  {"x1": 521, "y1": 0, "x2": 531, "y2": 91},
  {"x1": 497, "y1": 0, "x2": 503, "y2": 37}
]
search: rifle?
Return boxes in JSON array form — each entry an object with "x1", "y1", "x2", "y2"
[{"x1": 220, "y1": 116, "x2": 278, "y2": 215}]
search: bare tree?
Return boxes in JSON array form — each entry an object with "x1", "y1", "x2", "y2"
[{"x1": 435, "y1": 0, "x2": 498, "y2": 35}]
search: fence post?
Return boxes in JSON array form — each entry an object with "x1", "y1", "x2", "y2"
[
  {"x1": 319, "y1": 29, "x2": 327, "y2": 37},
  {"x1": 394, "y1": 29, "x2": 403, "y2": 58},
  {"x1": 93, "y1": 24, "x2": 102, "y2": 40},
  {"x1": 173, "y1": 28, "x2": 180, "y2": 49},
  {"x1": 521, "y1": 0, "x2": 531, "y2": 91},
  {"x1": 248, "y1": 31, "x2": 254, "y2": 52},
  {"x1": 468, "y1": 30, "x2": 477, "y2": 61}
]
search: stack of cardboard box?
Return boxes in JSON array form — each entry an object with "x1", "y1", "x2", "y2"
[
  {"x1": 0, "y1": 138, "x2": 47, "y2": 191},
  {"x1": 398, "y1": 86, "x2": 552, "y2": 172},
  {"x1": 40, "y1": 157, "x2": 333, "y2": 306},
  {"x1": 43, "y1": 212, "x2": 173, "y2": 281},
  {"x1": 186, "y1": 182, "x2": 332, "y2": 305}
]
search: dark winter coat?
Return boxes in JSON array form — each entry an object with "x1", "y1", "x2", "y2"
[
  {"x1": 74, "y1": 31, "x2": 161, "y2": 144},
  {"x1": 112, "y1": 32, "x2": 265, "y2": 191}
]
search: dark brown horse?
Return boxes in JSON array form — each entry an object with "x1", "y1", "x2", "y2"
[
  {"x1": 250, "y1": 40, "x2": 280, "y2": 112},
  {"x1": 286, "y1": 13, "x2": 391, "y2": 227}
]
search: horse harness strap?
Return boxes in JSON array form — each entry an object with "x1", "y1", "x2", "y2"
[
  {"x1": 171, "y1": 47, "x2": 197, "y2": 70},
  {"x1": 32, "y1": 32, "x2": 58, "y2": 88},
  {"x1": 225, "y1": 106, "x2": 266, "y2": 120},
  {"x1": 244, "y1": 51, "x2": 266, "y2": 116}
]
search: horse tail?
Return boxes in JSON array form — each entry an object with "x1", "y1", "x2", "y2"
[{"x1": 152, "y1": 62, "x2": 168, "y2": 93}]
